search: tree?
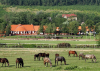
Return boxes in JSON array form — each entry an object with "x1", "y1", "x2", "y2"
[
  {"x1": 85, "y1": 19, "x2": 94, "y2": 31},
  {"x1": 81, "y1": 23, "x2": 86, "y2": 33},
  {"x1": 68, "y1": 21, "x2": 79, "y2": 35},
  {"x1": 95, "y1": 22, "x2": 100, "y2": 34},
  {"x1": 38, "y1": 24, "x2": 44, "y2": 34},
  {"x1": 5, "y1": 22, "x2": 12, "y2": 36}
]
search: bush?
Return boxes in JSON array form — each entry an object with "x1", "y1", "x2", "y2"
[
  {"x1": 57, "y1": 43, "x2": 71, "y2": 48},
  {"x1": 22, "y1": 44, "x2": 36, "y2": 48}
]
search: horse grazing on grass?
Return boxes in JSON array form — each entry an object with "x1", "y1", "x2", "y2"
[
  {"x1": 38, "y1": 53, "x2": 49, "y2": 60},
  {"x1": 85, "y1": 54, "x2": 96, "y2": 62},
  {"x1": 55, "y1": 53, "x2": 59, "y2": 57},
  {"x1": 0, "y1": 58, "x2": 9, "y2": 67},
  {"x1": 55, "y1": 56, "x2": 66, "y2": 65},
  {"x1": 45, "y1": 53, "x2": 49, "y2": 58},
  {"x1": 34, "y1": 54, "x2": 39, "y2": 61},
  {"x1": 38, "y1": 53, "x2": 46, "y2": 60},
  {"x1": 44, "y1": 57, "x2": 52, "y2": 67},
  {"x1": 79, "y1": 53, "x2": 85, "y2": 60},
  {"x1": 16, "y1": 58, "x2": 24, "y2": 68},
  {"x1": 68, "y1": 50, "x2": 78, "y2": 57}
]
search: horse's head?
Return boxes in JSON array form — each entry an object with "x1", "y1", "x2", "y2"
[
  {"x1": 64, "y1": 61, "x2": 66, "y2": 65},
  {"x1": 7, "y1": 63, "x2": 9, "y2": 67}
]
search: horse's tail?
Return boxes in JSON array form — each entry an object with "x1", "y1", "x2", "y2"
[{"x1": 75, "y1": 51, "x2": 78, "y2": 57}]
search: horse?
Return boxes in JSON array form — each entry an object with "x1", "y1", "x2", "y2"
[
  {"x1": 38, "y1": 53, "x2": 46, "y2": 60},
  {"x1": 45, "y1": 53, "x2": 49, "y2": 58},
  {"x1": 44, "y1": 57, "x2": 52, "y2": 67},
  {"x1": 55, "y1": 53, "x2": 59, "y2": 57},
  {"x1": 85, "y1": 54, "x2": 96, "y2": 62},
  {"x1": 16, "y1": 58, "x2": 24, "y2": 68},
  {"x1": 55, "y1": 56, "x2": 66, "y2": 65},
  {"x1": 0, "y1": 58, "x2": 9, "y2": 67},
  {"x1": 79, "y1": 53, "x2": 85, "y2": 60},
  {"x1": 68, "y1": 50, "x2": 78, "y2": 57},
  {"x1": 34, "y1": 54, "x2": 39, "y2": 61}
]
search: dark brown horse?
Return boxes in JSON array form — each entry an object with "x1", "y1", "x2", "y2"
[
  {"x1": 68, "y1": 50, "x2": 78, "y2": 57},
  {"x1": 79, "y1": 53, "x2": 85, "y2": 60},
  {"x1": 0, "y1": 58, "x2": 9, "y2": 67},
  {"x1": 55, "y1": 56, "x2": 66, "y2": 65},
  {"x1": 34, "y1": 54, "x2": 39, "y2": 61},
  {"x1": 38, "y1": 53, "x2": 49, "y2": 60},
  {"x1": 44, "y1": 57, "x2": 52, "y2": 67},
  {"x1": 16, "y1": 58, "x2": 24, "y2": 68},
  {"x1": 55, "y1": 53, "x2": 59, "y2": 57}
]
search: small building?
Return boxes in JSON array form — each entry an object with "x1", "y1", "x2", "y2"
[
  {"x1": 62, "y1": 14, "x2": 77, "y2": 21},
  {"x1": 11, "y1": 24, "x2": 40, "y2": 35}
]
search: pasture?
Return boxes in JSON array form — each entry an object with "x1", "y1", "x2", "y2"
[{"x1": 0, "y1": 48, "x2": 100, "y2": 71}]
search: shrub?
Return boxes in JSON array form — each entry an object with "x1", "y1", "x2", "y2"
[
  {"x1": 57, "y1": 43, "x2": 71, "y2": 48},
  {"x1": 22, "y1": 44, "x2": 36, "y2": 48}
]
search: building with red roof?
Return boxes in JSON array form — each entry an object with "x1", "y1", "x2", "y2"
[{"x1": 62, "y1": 14, "x2": 77, "y2": 21}]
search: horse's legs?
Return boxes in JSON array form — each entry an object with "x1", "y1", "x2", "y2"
[
  {"x1": 16, "y1": 62, "x2": 17, "y2": 68},
  {"x1": 85, "y1": 58, "x2": 86, "y2": 62},
  {"x1": 47, "y1": 63, "x2": 48, "y2": 67},
  {"x1": 5, "y1": 62, "x2": 6, "y2": 67},
  {"x1": 57, "y1": 61, "x2": 58, "y2": 65},
  {"x1": 61, "y1": 61, "x2": 62, "y2": 65},
  {"x1": 92, "y1": 59, "x2": 93, "y2": 62},
  {"x1": 20, "y1": 64, "x2": 21, "y2": 68},
  {"x1": 2, "y1": 63, "x2": 3, "y2": 67},
  {"x1": 18, "y1": 63, "x2": 19, "y2": 68}
]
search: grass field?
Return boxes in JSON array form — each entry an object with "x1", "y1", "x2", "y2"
[{"x1": 0, "y1": 48, "x2": 100, "y2": 71}]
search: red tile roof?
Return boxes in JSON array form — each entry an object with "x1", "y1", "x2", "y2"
[{"x1": 62, "y1": 14, "x2": 77, "y2": 18}]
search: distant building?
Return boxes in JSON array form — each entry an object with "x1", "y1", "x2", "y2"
[{"x1": 62, "y1": 14, "x2": 77, "y2": 21}]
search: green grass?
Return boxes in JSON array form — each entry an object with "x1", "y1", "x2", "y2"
[
  {"x1": 0, "y1": 38, "x2": 97, "y2": 45},
  {"x1": 0, "y1": 48, "x2": 100, "y2": 71}
]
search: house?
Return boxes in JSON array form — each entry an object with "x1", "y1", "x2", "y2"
[
  {"x1": 11, "y1": 24, "x2": 40, "y2": 35},
  {"x1": 62, "y1": 14, "x2": 77, "y2": 21}
]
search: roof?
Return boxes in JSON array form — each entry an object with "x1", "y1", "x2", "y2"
[
  {"x1": 11, "y1": 24, "x2": 35, "y2": 31},
  {"x1": 62, "y1": 14, "x2": 77, "y2": 18}
]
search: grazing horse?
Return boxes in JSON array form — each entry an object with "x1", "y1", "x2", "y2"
[
  {"x1": 45, "y1": 53, "x2": 49, "y2": 58},
  {"x1": 38, "y1": 53, "x2": 46, "y2": 60},
  {"x1": 55, "y1": 53, "x2": 59, "y2": 57},
  {"x1": 0, "y1": 58, "x2": 9, "y2": 67},
  {"x1": 16, "y1": 58, "x2": 24, "y2": 68},
  {"x1": 55, "y1": 56, "x2": 66, "y2": 65},
  {"x1": 79, "y1": 53, "x2": 85, "y2": 60},
  {"x1": 68, "y1": 50, "x2": 78, "y2": 57},
  {"x1": 34, "y1": 54, "x2": 39, "y2": 61},
  {"x1": 44, "y1": 57, "x2": 52, "y2": 67},
  {"x1": 85, "y1": 54, "x2": 96, "y2": 62}
]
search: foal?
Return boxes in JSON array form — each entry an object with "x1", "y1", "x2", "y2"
[
  {"x1": 55, "y1": 56, "x2": 66, "y2": 65},
  {"x1": 0, "y1": 58, "x2": 9, "y2": 67},
  {"x1": 44, "y1": 57, "x2": 52, "y2": 67},
  {"x1": 16, "y1": 58, "x2": 24, "y2": 68}
]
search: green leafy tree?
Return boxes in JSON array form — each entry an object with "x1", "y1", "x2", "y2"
[
  {"x1": 81, "y1": 23, "x2": 86, "y2": 33},
  {"x1": 38, "y1": 24, "x2": 44, "y2": 34},
  {"x1": 5, "y1": 22, "x2": 11, "y2": 36},
  {"x1": 68, "y1": 21, "x2": 79, "y2": 35}
]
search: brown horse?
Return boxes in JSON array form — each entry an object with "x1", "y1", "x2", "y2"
[
  {"x1": 44, "y1": 57, "x2": 52, "y2": 67},
  {"x1": 79, "y1": 53, "x2": 85, "y2": 60},
  {"x1": 0, "y1": 58, "x2": 9, "y2": 67},
  {"x1": 85, "y1": 54, "x2": 96, "y2": 62},
  {"x1": 34, "y1": 54, "x2": 39, "y2": 61},
  {"x1": 55, "y1": 53, "x2": 59, "y2": 57},
  {"x1": 38, "y1": 53, "x2": 49, "y2": 60},
  {"x1": 68, "y1": 50, "x2": 78, "y2": 57},
  {"x1": 55, "y1": 56, "x2": 66, "y2": 65},
  {"x1": 16, "y1": 58, "x2": 24, "y2": 68}
]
